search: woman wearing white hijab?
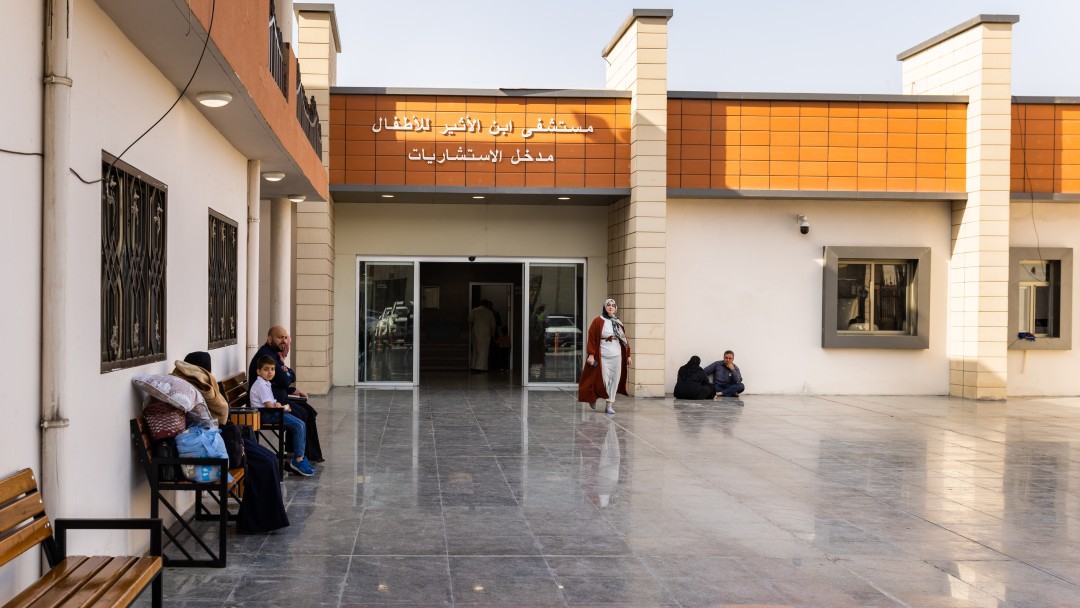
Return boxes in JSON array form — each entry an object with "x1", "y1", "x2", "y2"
[{"x1": 577, "y1": 298, "x2": 632, "y2": 414}]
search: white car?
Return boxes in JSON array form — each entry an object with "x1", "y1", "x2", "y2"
[{"x1": 544, "y1": 315, "x2": 581, "y2": 349}]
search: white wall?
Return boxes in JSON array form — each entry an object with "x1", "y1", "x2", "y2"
[
  {"x1": 1008, "y1": 201, "x2": 1080, "y2": 396},
  {"x1": 0, "y1": 1, "x2": 45, "y2": 599},
  {"x1": 0, "y1": 1, "x2": 252, "y2": 565},
  {"x1": 666, "y1": 198, "x2": 952, "y2": 395},
  {"x1": 331, "y1": 203, "x2": 609, "y2": 385}
]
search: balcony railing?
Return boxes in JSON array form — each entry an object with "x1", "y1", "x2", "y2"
[
  {"x1": 268, "y1": 1, "x2": 288, "y2": 97},
  {"x1": 296, "y1": 59, "x2": 323, "y2": 158}
]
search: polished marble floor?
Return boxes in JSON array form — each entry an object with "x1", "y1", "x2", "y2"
[{"x1": 151, "y1": 373, "x2": 1080, "y2": 607}]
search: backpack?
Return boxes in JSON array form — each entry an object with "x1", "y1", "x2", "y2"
[
  {"x1": 220, "y1": 423, "x2": 247, "y2": 468},
  {"x1": 150, "y1": 437, "x2": 184, "y2": 482}
]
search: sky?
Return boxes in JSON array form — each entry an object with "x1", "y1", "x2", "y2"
[{"x1": 331, "y1": 0, "x2": 1079, "y2": 96}]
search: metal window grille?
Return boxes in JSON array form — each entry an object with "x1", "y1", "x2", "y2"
[
  {"x1": 208, "y1": 211, "x2": 238, "y2": 348},
  {"x1": 269, "y1": 1, "x2": 288, "y2": 97},
  {"x1": 101, "y1": 155, "x2": 167, "y2": 372}
]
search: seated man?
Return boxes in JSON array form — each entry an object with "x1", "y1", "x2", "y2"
[
  {"x1": 249, "y1": 326, "x2": 324, "y2": 462},
  {"x1": 704, "y1": 350, "x2": 745, "y2": 398},
  {"x1": 249, "y1": 355, "x2": 315, "y2": 477}
]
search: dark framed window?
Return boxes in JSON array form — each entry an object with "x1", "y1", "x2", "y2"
[
  {"x1": 208, "y1": 210, "x2": 238, "y2": 349},
  {"x1": 822, "y1": 247, "x2": 930, "y2": 349},
  {"x1": 101, "y1": 154, "x2": 167, "y2": 372},
  {"x1": 1009, "y1": 248, "x2": 1072, "y2": 350}
]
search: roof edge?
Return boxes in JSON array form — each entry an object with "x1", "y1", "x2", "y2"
[
  {"x1": 601, "y1": 8, "x2": 674, "y2": 59},
  {"x1": 897, "y1": 14, "x2": 1019, "y2": 61}
]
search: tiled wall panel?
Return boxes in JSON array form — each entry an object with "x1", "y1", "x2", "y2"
[
  {"x1": 1011, "y1": 104, "x2": 1080, "y2": 194},
  {"x1": 668, "y1": 99, "x2": 968, "y2": 193},
  {"x1": 329, "y1": 95, "x2": 630, "y2": 189}
]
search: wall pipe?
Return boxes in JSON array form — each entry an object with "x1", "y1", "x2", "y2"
[{"x1": 41, "y1": 0, "x2": 72, "y2": 516}]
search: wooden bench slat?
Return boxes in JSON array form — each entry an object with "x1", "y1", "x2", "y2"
[
  {"x1": 5, "y1": 555, "x2": 162, "y2": 608},
  {"x1": 0, "y1": 469, "x2": 37, "y2": 506},
  {"x1": 0, "y1": 515, "x2": 53, "y2": 570}
]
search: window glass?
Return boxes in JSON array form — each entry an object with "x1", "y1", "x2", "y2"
[{"x1": 836, "y1": 261, "x2": 913, "y2": 334}]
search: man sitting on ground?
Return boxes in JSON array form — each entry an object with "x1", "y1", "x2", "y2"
[
  {"x1": 249, "y1": 355, "x2": 316, "y2": 477},
  {"x1": 704, "y1": 350, "x2": 745, "y2": 398}
]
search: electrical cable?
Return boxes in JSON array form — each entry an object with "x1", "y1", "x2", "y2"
[
  {"x1": 0, "y1": 147, "x2": 43, "y2": 157},
  {"x1": 1016, "y1": 103, "x2": 1044, "y2": 262},
  {"x1": 70, "y1": 0, "x2": 217, "y2": 185}
]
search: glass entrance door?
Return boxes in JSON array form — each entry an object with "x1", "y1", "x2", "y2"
[
  {"x1": 359, "y1": 261, "x2": 416, "y2": 383},
  {"x1": 525, "y1": 262, "x2": 584, "y2": 385}
]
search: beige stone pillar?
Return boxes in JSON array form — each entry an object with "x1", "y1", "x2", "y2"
[
  {"x1": 294, "y1": 4, "x2": 340, "y2": 394},
  {"x1": 270, "y1": 198, "x2": 293, "y2": 332},
  {"x1": 899, "y1": 15, "x2": 1018, "y2": 399},
  {"x1": 602, "y1": 9, "x2": 671, "y2": 397}
]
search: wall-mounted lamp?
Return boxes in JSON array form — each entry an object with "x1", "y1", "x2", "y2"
[
  {"x1": 795, "y1": 214, "x2": 810, "y2": 235},
  {"x1": 261, "y1": 171, "x2": 286, "y2": 182},
  {"x1": 195, "y1": 91, "x2": 233, "y2": 108},
  {"x1": 288, "y1": 194, "x2": 306, "y2": 203}
]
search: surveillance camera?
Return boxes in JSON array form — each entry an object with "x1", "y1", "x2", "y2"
[
  {"x1": 468, "y1": 256, "x2": 476, "y2": 262},
  {"x1": 796, "y1": 214, "x2": 809, "y2": 235}
]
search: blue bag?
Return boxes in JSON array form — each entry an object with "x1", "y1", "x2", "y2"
[{"x1": 174, "y1": 426, "x2": 230, "y2": 482}]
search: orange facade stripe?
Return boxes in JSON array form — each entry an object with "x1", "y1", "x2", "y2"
[
  {"x1": 1012, "y1": 104, "x2": 1080, "y2": 194},
  {"x1": 329, "y1": 95, "x2": 630, "y2": 189},
  {"x1": 667, "y1": 99, "x2": 968, "y2": 193}
]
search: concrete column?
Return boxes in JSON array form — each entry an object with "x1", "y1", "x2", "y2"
[
  {"x1": 601, "y1": 9, "x2": 672, "y2": 397},
  {"x1": 270, "y1": 198, "x2": 293, "y2": 333},
  {"x1": 899, "y1": 15, "x2": 1018, "y2": 400},
  {"x1": 294, "y1": 4, "x2": 340, "y2": 394},
  {"x1": 246, "y1": 160, "x2": 261, "y2": 363}
]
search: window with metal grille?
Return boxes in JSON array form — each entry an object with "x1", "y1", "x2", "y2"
[
  {"x1": 208, "y1": 210, "x2": 238, "y2": 348},
  {"x1": 101, "y1": 155, "x2": 167, "y2": 371}
]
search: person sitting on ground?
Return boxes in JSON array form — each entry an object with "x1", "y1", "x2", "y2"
[
  {"x1": 704, "y1": 350, "x2": 745, "y2": 398},
  {"x1": 249, "y1": 355, "x2": 316, "y2": 477},
  {"x1": 673, "y1": 355, "x2": 716, "y2": 400}
]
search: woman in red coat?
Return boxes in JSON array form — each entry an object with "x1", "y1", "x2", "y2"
[{"x1": 577, "y1": 298, "x2": 632, "y2": 414}]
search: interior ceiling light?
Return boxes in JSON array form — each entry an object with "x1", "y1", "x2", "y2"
[
  {"x1": 472, "y1": 195, "x2": 485, "y2": 199},
  {"x1": 261, "y1": 171, "x2": 286, "y2": 182},
  {"x1": 288, "y1": 194, "x2": 306, "y2": 202},
  {"x1": 381, "y1": 194, "x2": 395, "y2": 198},
  {"x1": 195, "y1": 91, "x2": 233, "y2": 108},
  {"x1": 557, "y1": 196, "x2": 571, "y2": 200}
]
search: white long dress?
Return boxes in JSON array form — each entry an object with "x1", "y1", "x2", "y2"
[
  {"x1": 468, "y1": 306, "x2": 496, "y2": 370},
  {"x1": 599, "y1": 318, "x2": 622, "y2": 402}
]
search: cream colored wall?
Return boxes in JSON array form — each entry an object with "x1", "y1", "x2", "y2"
[
  {"x1": 666, "y1": 198, "x2": 952, "y2": 395},
  {"x1": 331, "y1": 203, "x2": 608, "y2": 385},
  {"x1": 1008, "y1": 202, "x2": 1080, "y2": 395},
  {"x1": 0, "y1": 0, "x2": 45, "y2": 598},
  {"x1": 2, "y1": 2, "x2": 252, "y2": 566}
]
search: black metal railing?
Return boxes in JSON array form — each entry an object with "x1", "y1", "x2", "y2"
[
  {"x1": 296, "y1": 60, "x2": 323, "y2": 157},
  {"x1": 268, "y1": 1, "x2": 288, "y2": 97}
]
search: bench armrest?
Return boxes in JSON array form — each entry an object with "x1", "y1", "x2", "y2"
[{"x1": 53, "y1": 518, "x2": 163, "y2": 559}]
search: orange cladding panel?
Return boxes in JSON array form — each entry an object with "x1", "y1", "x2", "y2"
[
  {"x1": 330, "y1": 94, "x2": 630, "y2": 190},
  {"x1": 1012, "y1": 103, "x2": 1080, "y2": 194},
  {"x1": 667, "y1": 99, "x2": 969, "y2": 193}
]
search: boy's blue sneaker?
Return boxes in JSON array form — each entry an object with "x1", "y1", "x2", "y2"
[{"x1": 287, "y1": 457, "x2": 315, "y2": 477}]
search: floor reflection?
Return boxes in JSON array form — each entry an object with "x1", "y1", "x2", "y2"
[{"x1": 156, "y1": 386, "x2": 1080, "y2": 607}]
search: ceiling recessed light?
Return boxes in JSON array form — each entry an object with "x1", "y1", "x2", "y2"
[
  {"x1": 472, "y1": 195, "x2": 485, "y2": 199},
  {"x1": 196, "y1": 91, "x2": 233, "y2": 107},
  {"x1": 381, "y1": 194, "x2": 395, "y2": 198},
  {"x1": 261, "y1": 171, "x2": 286, "y2": 182},
  {"x1": 557, "y1": 196, "x2": 571, "y2": 200},
  {"x1": 288, "y1": 194, "x2": 306, "y2": 202}
]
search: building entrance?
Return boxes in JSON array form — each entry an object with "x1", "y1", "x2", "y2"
[{"x1": 356, "y1": 258, "x2": 585, "y2": 386}]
